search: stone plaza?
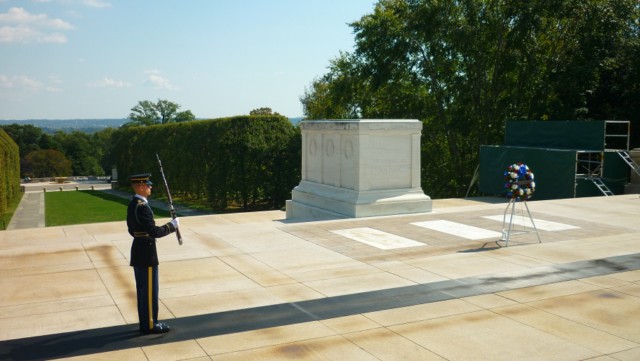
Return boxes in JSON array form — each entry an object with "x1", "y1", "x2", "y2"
[{"x1": 1, "y1": 182, "x2": 640, "y2": 360}]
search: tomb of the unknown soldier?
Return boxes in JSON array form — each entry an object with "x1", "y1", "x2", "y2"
[{"x1": 286, "y1": 119, "x2": 432, "y2": 220}]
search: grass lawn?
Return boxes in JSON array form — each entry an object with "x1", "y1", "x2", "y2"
[{"x1": 45, "y1": 190, "x2": 171, "y2": 227}]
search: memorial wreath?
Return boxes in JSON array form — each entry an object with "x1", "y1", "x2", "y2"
[{"x1": 504, "y1": 162, "x2": 535, "y2": 201}]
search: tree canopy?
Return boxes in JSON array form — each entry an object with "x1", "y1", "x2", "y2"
[
  {"x1": 0, "y1": 124, "x2": 111, "y2": 178},
  {"x1": 301, "y1": 0, "x2": 640, "y2": 197},
  {"x1": 126, "y1": 99, "x2": 195, "y2": 127},
  {"x1": 250, "y1": 107, "x2": 281, "y2": 116},
  {"x1": 23, "y1": 149, "x2": 72, "y2": 178}
]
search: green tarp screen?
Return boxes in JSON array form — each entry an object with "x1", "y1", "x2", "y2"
[
  {"x1": 479, "y1": 145, "x2": 577, "y2": 200},
  {"x1": 479, "y1": 145, "x2": 628, "y2": 200},
  {"x1": 505, "y1": 121, "x2": 605, "y2": 150}
]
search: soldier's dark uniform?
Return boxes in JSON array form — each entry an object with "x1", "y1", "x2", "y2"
[{"x1": 127, "y1": 173, "x2": 177, "y2": 334}]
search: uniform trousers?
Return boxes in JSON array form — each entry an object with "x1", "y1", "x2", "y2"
[{"x1": 133, "y1": 265, "x2": 159, "y2": 331}]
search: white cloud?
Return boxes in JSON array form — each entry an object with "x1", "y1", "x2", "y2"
[
  {"x1": 81, "y1": 0, "x2": 112, "y2": 8},
  {"x1": 41, "y1": 31, "x2": 68, "y2": 43},
  {"x1": 0, "y1": 74, "x2": 62, "y2": 92},
  {"x1": 88, "y1": 77, "x2": 131, "y2": 88},
  {"x1": 29, "y1": 1, "x2": 112, "y2": 9},
  {"x1": 0, "y1": 7, "x2": 73, "y2": 43},
  {"x1": 148, "y1": 74, "x2": 173, "y2": 89},
  {"x1": 0, "y1": 7, "x2": 73, "y2": 29},
  {"x1": 144, "y1": 70, "x2": 179, "y2": 90},
  {"x1": 48, "y1": 75, "x2": 63, "y2": 84},
  {"x1": 0, "y1": 25, "x2": 68, "y2": 43}
]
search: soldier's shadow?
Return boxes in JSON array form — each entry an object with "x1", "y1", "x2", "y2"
[{"x1": 1, "y1": 326, "x2": 147, "y2": 361}]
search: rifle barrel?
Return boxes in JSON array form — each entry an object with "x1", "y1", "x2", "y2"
[{"x1": 156, "y1": 153, "x2": 183, "y2": 245}]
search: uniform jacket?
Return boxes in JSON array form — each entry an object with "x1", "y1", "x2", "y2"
[{"x1": 127, "y1": 195, "x2": 176, "y2": 267}]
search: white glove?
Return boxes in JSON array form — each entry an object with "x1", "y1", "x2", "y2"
[{"x1": 170, "y1": 217, "x2": 180, "y2": 228}]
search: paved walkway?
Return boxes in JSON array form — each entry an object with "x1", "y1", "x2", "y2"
[
  {"x1": 5, "y1": 192, "x2": 45, "y2": 230},
  {"x1": 1, "y1": 193, "x2": 639, "y2": 360}
]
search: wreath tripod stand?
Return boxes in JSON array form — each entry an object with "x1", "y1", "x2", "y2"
[
  {"x1": 501, "y1": 163, "x2": 541, "y2": 246},
  {"x1": 500, "y1": 197, "x2": 541, "y2": 246}
]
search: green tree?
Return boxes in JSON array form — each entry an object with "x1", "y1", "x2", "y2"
[
  {"x1": 250, "y1": 107, "x2": 279, "y2": 116},
  {"x1": 94, "y1": 128, "x2": 117, "y2": 174},
  {"x1": 156, "y1": 99, "x2": 179, "y2": 123},
  {"x1": 23, "y1": 149, "x2": 72, "y2": 178},
  {"x1": 0, "y1": 123, "x2": 116, "y2": 178},
  {"x1": 0, "y1": 124, "x2": 43, "y2": 158},
  {"x1": 53, "y1": 131, "x2": 104, "y2": 176},
  {"x1": 583, "y1": 1, "x2": 640, "y2": 146},
  {"x1": 301, "y1": 0, "x2": 640, "y2": 197},
  {"x1": 175, "y1": 110, "x2": 196, "y2": 122},
  {"x1": 37, "y1": 133, "x2": 60, "y2": 151},
  {"x1": 127, "y1": 100, "x2": 159, "y2": 126},
  {"x1": 125, "y1": 99, "x2": 195, "y2": 126},
  {"x1": 301, "y1": 52, "x2": 369, "y2": 119}
]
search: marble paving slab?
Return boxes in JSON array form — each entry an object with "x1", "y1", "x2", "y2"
[
  {"x1": 411, "y1": 220, "x2": 502, "y2": 240},
  {"x1": 331, "y1": 227, "x2": 425, "y2": 250},
  {"x1": 483, "y1": 215, "x2": 580, "y2": 231}
]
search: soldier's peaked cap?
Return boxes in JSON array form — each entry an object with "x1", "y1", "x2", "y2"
[{"x1": 129, "y1": 173, "x2": 153, "y2": 185}]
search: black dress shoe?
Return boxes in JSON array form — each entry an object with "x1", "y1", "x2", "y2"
[{"x1": 141, "y1": 322, "x2": 171, "y2": 334}]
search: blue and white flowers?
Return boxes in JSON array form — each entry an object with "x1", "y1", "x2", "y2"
[{"x1": 504, "y1": 163, "x2": 535, "y2": 201}]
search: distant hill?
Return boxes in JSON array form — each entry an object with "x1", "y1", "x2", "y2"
[
  {"x1": 0, "y1": 117, "x2": 304, "y2": 133},
  {"x1": 289, "y1": 117, "x2": 303, "y2": 125},
  {"x1": 0, "y1": 119, "x2": 127, "y2": 133}
]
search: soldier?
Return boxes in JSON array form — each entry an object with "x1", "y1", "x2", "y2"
[{"x1": 127, "y1": 173, "x2": 179, "y2": 334}]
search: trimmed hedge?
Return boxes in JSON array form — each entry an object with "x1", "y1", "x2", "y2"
[
  {"x1": 112, "y1": 115, "x2": 301, "y2": 211},
  {"x1": 0, "y1": 129, "x2": 21, "y2": 229}
]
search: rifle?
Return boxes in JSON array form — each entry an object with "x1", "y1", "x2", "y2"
[{"x1": 156, "y1": 153, "x2": 183, "y2": 245}]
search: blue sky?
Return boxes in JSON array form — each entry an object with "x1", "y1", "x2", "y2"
[{"x1": 0, "y1": 0, "x2": 376, "y2": 120}]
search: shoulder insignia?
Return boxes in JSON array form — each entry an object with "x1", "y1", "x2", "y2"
[{"x1": 134, "y1": 199, "x2": 150, "y2": 224}]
